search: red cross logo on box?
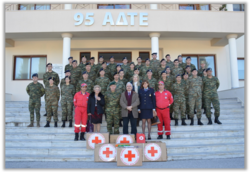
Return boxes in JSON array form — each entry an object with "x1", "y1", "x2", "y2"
[
  {"x1": 120, "y1": 148, "x2": 139, "y2": 166},
  {"x1": 99, "y1": 144, "x2": 116, "y2": 161},
  {"x1": 144, "y1": 143, "x2": 162, "y2": 161},
  {"x1": 88, "y1": 133, "x2": 105, "y2": 149},
  {"x1": 116, "y1": 135, "x2": 133, "y2": 144}
]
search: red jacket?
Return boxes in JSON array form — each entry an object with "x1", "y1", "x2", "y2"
[
  {"x1": 155, "y1": 90, "x2": 173, "y2": 109},
  {"x1": 73, "y1": 91, "x2": 90, "y2": 107}
]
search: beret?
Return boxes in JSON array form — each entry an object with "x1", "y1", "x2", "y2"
[
  {"x1": 64, "y1": 70, "x2": 71, "y2": 73},
  {"x1": 146, "y1": 69, "x2": 153, "y2": 73},
  {"x1": 191, "y1": 69, "x2": 197, "y2": 72},
  {"x1": 81, "y1": 83, "x2": 87, "y2": 87},
  {"x1": 99, "y1": 56, "x2": 104, "y2": 59},
  {"x1": 90, "y1": 57, "x2": 95, "y2": 60},
  {"x1": 176, "y1": 74, "x2": 181, "y2": 78},
  {"x1": 174, "y1": 59, "x2": 178, "y2": 62},
  {"x1": 68, "y1": 57, "x2": 73, "y2": 60},
  {"x1": 116, "y1": 64, "x2": 121, "y2": 68},
  {"x1": 137, "y1": 57, "x2": 142, "y2": 60},
  {"x1": 81, "y1": 55, "x2": 87, "y2": 58},
  {"x1": 32, "y1": 73, "x2": 38, "y2": 78},
  {"x1": 72, "y1": 60, "x2": 77, "y2": 63},
  {"x1": 178, "y1": 55, "x2": 182, "y2": 58},
  {"x1": 64, "y1": 76, "x2": 71, "y2": 80},
  {"x1": 161, "y1": 71, "x2": 167, "y2": 75},
  {"x1": 182, "y1": 72, "x2": 188, "y2": 77},
  {"x1": 118, "y1": 69, "x2": 124, "y2": 74},
  {"x1": 102, "y1": 61, "x2": 107, "y2": 65},
  {"x1": 130, "y1": 62, "x2": 135, "y2": 66},
  {"x1": 82, "y1": 71, "x2": 88, "y2": 75},
  {"x1": 134, "y1": 68, "x2": 140, "y2": 71},
  {"x1": 185, "y1": 65, "x2": 191, "y2": 69},
  {"x1": 145, "y1": 58, "x2": 150, "y2": 62},
  {"x1": 165, "y1": 66, "x2": 170, "y2": 69},
  {"x1": 160, "y1": 59, "x2": 165, "y2": 63},
  {"x1": 186, "y1": 56, "x2": 191, "y2": 60},
  {"x1": 113, "y1": 72, "x2": 119, "y2": 76},
  {"x1": 110, "y1": 56, "x2": 114, "y2": 59},
  {"x1": 122, "y1": 57, "x2": 128, "y2": 60},
  {"x1": 203, "y1": 69, "x2": 207, "y2": 72},
  {"x1": 46, "y1": 63, "x2": 52, "y2": 67},
  {"x1": 206, "y1": 68, "x2": 212, "y2": 72},
  {"x1": 151, "y1": 52, "x2": 157, "y2": 55},
  {"x1": 48, "y1": 77, "x2": 55, "y2": 81},
  {"x1": 109, "y1": 81, "x2": 116, "y2": 87},
  {"x1": 86, "y1": 62, "x2": 91, "y2": 66},
  {"x1": 166, "y1": 54, "x2": 170, "y2": 56},
  {"x1": 99, "y1": 68, "x2": 104, "y2": 73}
]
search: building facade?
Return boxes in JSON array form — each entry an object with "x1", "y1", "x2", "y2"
[{"x1": 5, "y1": 3, "x2": 245, "y2": 101}]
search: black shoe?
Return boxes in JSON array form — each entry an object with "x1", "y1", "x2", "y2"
[
  {"x1": 157, "y1": 135, "x2": 163, "y2": 139},
  {"x1": 198, "y1": 118, "x2": 203, "y2": 125},
  {"x1": 80, "y1": 132, "x2": 85, "y2": 141},
  {"x1": 51, "y1": 112, "x2": 53, "y2": 116},
  {"x1": 61, "y1": 121, "x2": 65, "y2": 127},
  {"x1": 74, "y1": 133, "x2": 79, "y2": 141},
  {"x1": 54, "y1": 122, "x2": 57, "y2": 127},
  {"x1": 207, "y1": 117, "x2": 212, "y2": 125},
  {"x1": 175, "y1": 119, "x2": 178, "y2": 126},
  {"x1": 170, "y1": 113, "x2": 174, "y2": 120},
  {"x1": 187, "y1": 114, "x2": 190, "y2": 119},
  {"x1": 69, "y1": 120, "x2": 72, "y2": 127},
  {"x1": 112, "y1": 123, "x2": 114, "y2": 127},
  {"x1": 194, "y1": 110, "x2": 197, "y2": 114},
  {"x1": 214, "y1": 117, "x2": 222, "y2": 124},
  {"x1": 181, "y1": 119, "x2": 187, "y2": 126},
  {"x1": 167, "y1": 135, "x2": 171, "y2": 139},
  {"x1": 148, "y1": 137, "x2": 151, "y2": 140},
  {"x1": 119, "y1": 120, "x2": 123, "y2": 127},
  {"x1": 190, "y1": 118, "x2": 194, "y2": 125},
  {"x1": 203, "y1": 108, "x2": 206, "y2": 114},
  {"x1": 43, "y1": 113, "x2": 47, "y2": 116},
  {"x1": 44, "y1": 121, "x2": 50, "y2": 127}
]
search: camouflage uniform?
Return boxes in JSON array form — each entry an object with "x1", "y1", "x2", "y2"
[
  {"x1": 172, "y1": 82, "x2": 186, "y2": 119},
  {"x1": 45, "y1": 85, "x2": 60, "y2": 122},
  {"x1": 203, "y1": 76, "x2": 220, "y2": 118},
  {"x1": 126, "y1": 69, "x2": 135, "y2": 81},
  {"x1": 104, "y1": 90, "x2": 121, "y2": 134},
  {"x1": 76, "y1": 79, "x2": 94, "y2": 94},
  {"x1": 86, "y1": 70, "x2": 97, "y2": 83},
  {"x1": 171, "y1": 66, "x2": 184, "y2": 77},
  {"x1": 157, "y1": 66, "x2": 167, "y2": 78},
  {"x1": 60, "y1": 78, "x2": 77, "y2": 90},
  {"x1": 135, "y1": 64, "x2": 144, "y2": 72},
  {"x1": 107, "y1": 62, "x2": 117, "y2": 80},
  {"x1": 144, "y1": 77, "x2": 157, "y2": 91},
  {"x1": 26, "y1": 82, "x2": 45, "y2": 122},
  {"x1": 79, "y1": 62, "x2": 87, "y2": 72},
  {"x1": 198, "y1": 68, "x2": 206, "y2": 77},
  {"x1": 61, "y1": 84, "x2": 75, "y2": 121},
  {"x1": 181, "y1": 79, "x2": 190, "y2": 116},
  {"x1": 70, "y1": 67, "x2": 82, "y2": 90},
  {"x1": 90, "y1": 64, "x2": 98, "y2": 74},
  {"x1": 94, "y1": 77, "x2": 110, "y2": 95},
  {"x1": 150, "y1": 59, "x2": 160, "y2": 80},
  {"x1": 140, "y1": 65, "x2": 151, "y2": 79},
  {"x1": 64, "y1": 64, "x2": 73, "y2": 72},
  {"x1": 187, "y1": 76, "x2": 203, "y2": 119},
  {"x1": 121, "y1": 64, "x2": 130, "y2": 76},
  {"x1": 186, "y1": 63, "x2": 196, "y2": 71},
  {"x1": 179, "y1": 62, "x2": 186, "y2": 70},
  {"x1": 166, "y1": 60, "x2": 174, "y2": 68},
  {"x1": 119, "y1": 77, "x2": 128, "y2": 86},
  {"x1": 96, "y1": 62, "x2": 103, "y2": 72},
  {"x1": 43, "y1": 71, "x2": 60, "y2": 87}
]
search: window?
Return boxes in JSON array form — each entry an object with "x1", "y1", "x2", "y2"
[
  {"x1": 97, "y1": 4, "x2": 131, "y2": 9},
  {"x1": 18, "y1": 4, "x2": 51, "y2": 10},
  {"x1": 182, "y1": 54, "x2": 216, "y2": 76},
  {"x1": 233, "y1": 4, "x2": 244, "y2": 11},
  {"x1": 79, "y1": 52, "x2": 91, "y2": 62},
  {"x1": 179, "y1": 4, "x2": 210, "y2": 10},
  {"x1": 139, "y1": 52, "x2": 150, "y2": 62},
  {"x1": 14, "y1": 56, "x2": 47, "y2": 80},
  {"x1": 237, "y1": 58, "x2": 244, "y2": 80},
  {"x1": 98, "y1": 52, "x2": 132, "y2": 65}
]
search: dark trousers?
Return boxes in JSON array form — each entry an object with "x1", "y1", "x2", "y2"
[{"x1": 123, "y1": 112, "x2": 137, "y2": 136}]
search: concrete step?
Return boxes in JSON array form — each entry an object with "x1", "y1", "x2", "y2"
[{"x1": 5, "y1": 130, "x2": 244, "y2": 140}]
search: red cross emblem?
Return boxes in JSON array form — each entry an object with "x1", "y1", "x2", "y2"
[
  {"x1": 124, "y1": 150, "x2": 135, "y2": 162},
  {"x1": 148, "y1": 146, "x2": 158, "y2": 157},
  {"x1": 103, "y1": 148, "x2": 113, "y2": 158},
  {"x1": 120, "y1": 137, "x2": 130, "y2": 143},
  {"x1": 92, "y1": 136, "x2": 102, "y2": 144}
]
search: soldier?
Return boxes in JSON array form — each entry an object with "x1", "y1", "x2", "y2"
[
  {"x1": 150, "y1": 52, "x2": 160, "y2": 80},
  {"x1": 121, "y1": 57, "x2": 130, "y2": 75},
  {"x1": 79, "y1": 55, "x2": 88, "y2": 72},
  {"x1": 26, "y1": 73, "x2": 45, "y2": 127},
  {"x1": 119, "y1": 69, "x2": 128, "y2": 85},
  {"x1": 182, "y1": 72, "x2": 190, "y2": 119},
  {"x1": 140, "y1": 58, "x2": 151, "y2": 78},
  {"x1": 144, "y1": 69, "x2": 157, "y2": 91},
  {"x1": 60, "y1": 70, "x2": 77, "y2": 90},
  {"x1": 95, "y1": 68, "x2": 110, "y2": 95},
  {"x1": 61, "y1": 76, "x2": 75, "y2": 128},
  {"x1": 126, "y1": 62, "x2": 135, "y2": 80},
  {"x1": 198, "y1": 61, "x2": 207, "y2": 77},
  {"x1": 172, "y1": 74, "x2": 187, "y2": 126},
  {"x1": 89, "y1": 57, "x2": 97, "y2": 73},
  {"x1": 135, "y1": 57, "x2": 144, "y2": 72},
  {"x1": 165, "y1": 54, "x2": 174, "y2": 68},
  {"x1": 116, "y1": 64, "x2": 122, "y2": 73},
  {"x1": 165, "y1": 66, "x2": 175, "y2": 119},
  {"x1": 185, "y1": 65, "x2": 193, "y2": 78},
  {"x1": 70, "y1": 60, "x2": 82, "y2": 91},
  {"x1": 178, "y1": 55, "x2": 186, "y2": 70},
  {"x1": 85, "y1": 62, "x2": 97, "y2": 82},
  {"x1": 43, "y1": 63, "x2": 60, "y2": 116},
  {"x1": 187, "y1": 69, "x2": 203, "y2": 126},
  {"x1": 158, "y1": 71, "x2": 173, "y2": 93},
  {"x1": 104, "y1": 82, "x2": 121, "y2": 134},
  {"x1": 44, "y1": 77, "x2": 60, "y2": 127},
  {"x1": 202, "y1": 69, "x2": 208, "y2": 114},
  {"x1": 107, "y1": 56, "x2": 117, "y2": 80},
  {"x1": 157, "y1": 59, "x2": 167, "y2": 78},
  {"x1": 172, "y1": 59, "x2": 184, "y2": 77},
  {"x1": 64, "y1": 56, "x2": 73, "y2": 72},
  {"x1": 203, "y1": 68, "x2": 221, "y2": 125},
  {"x1": 77, "y1": 71, "x2": 94, "y2": 94},
  {"x1": 185, "y1": 56, "x2": 196, "y2": 71},
  {"x1": 96, "y1": 56, "x2": 104, "y2": 72},
  {"x1": 129, "y1": 68, "x2": 142, "y2": 82},
  {"x1": 97, "y1": 61, "x2": 111, "y2": 79}
]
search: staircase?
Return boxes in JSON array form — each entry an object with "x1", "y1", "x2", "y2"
[{"x1": 5, "y1": 98, "x2": 245, "y2": 161}]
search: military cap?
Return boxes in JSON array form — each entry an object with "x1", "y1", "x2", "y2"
[
  {"x1": 90, "y1": 57, "x2": 95, "y2": 60},
  {"x1": 203, "y1": 69, "x2": 207, "y2": 72},
  {"x1": 48, "y1": 77, "x2": 55, "y2": 81},
  {"x1": 191, "y1": 68, "x2": 197, "y2": 72},
  {"x1": 174, "y1": 59, "x2": 178, "y2": 62},
  {"x1": 145, "y1": 58, "x2": 150, "y2": 62},
  {"x1": 165, "y1": 54, "x2": 170, "y2": 57},
  {"x1": 165, "y1": 66, "x2": 170, "y2": 69},
  {"x1": 130, "y1": 62, "x2": 135, "y2": 66},
  {"x1": 113, "y1": 72, "x2": 119, "y2": 76},
  {"x1": 64, "y1": 70, "x2": 71, "y2": 73},
  {"x1": 158, "y1": 81, "x2": 164, "y2": 85},
  {"x1": 160, "y1": 59, "x2": 166, "y2": 63},
  {"x1": 86, "y1": 62, "x2": 91, "y2": 66},
  {"x1": 116, "y1": 64, "x2": 121, "y2": 68},
  {"x1": 177, "y1": 55, "x2": 182, "y2": 58},
  {"x1": 68, "y1": 57, "x2": 73, "y2": 60},
  {"x1": 64, "y1": 76, "x2": 71, "y2": 80},
  {"x1": 32, "y1": 73, "x2": 38, "y2": 78},
  {"x1": 134, "y1": 67, "x2": 140, "y2": 71},
  {"x1": 146, "y1": 69, "x2": 153, "y2": 73},
  {"x1": 99, "y1": 56, "x2": 104, "y2": 59},
  {"x1": 82, "y1": 71, "x2": 88, "y2": 75},
  {"x1": 122, "y1": 57, "x2": 128, "y2": 61},
  {"x1": 110, "y1": 56, "x2": 114, "y2": 59},
  {"x1": 102, "y1": 61, "x2": 107, "y2": 65},
  {"x1": 118, "y1": 69, "x2": 124, "y2": 74},
  {"x1": 200, "y1": 60, "x2": 206, "y2": 64},
  {"x1": 182, "y1": 72, "x2": 188, "y2": 77},
  {"x1": 72, "y1": 60, "x2": 77, "y2": 63},
  {"x1": 186, "y1": 56, "x2": 191, "y2": 60},
  {"x1": 46, "y1": 63, "x2": 52, "y2": 67},
  {"x1": 176, "y1": 74, "x2": 181, "y2": 78},
  {"x1": 161, "y1": 71, "x2": 167, "y2": 75},
  {"x1": 99, "y1": 68, "x2": 104, "y2": 73},
  {"x1": 206, "y1": 68, "x2": 212, "y2": 72},
  {"x1": 151, "y1": 52, "x2": 157, "y2": 55},
  {"x1": 137, "y1": 57, "x2": 142, "y2": 60},
  {"x1": 109, "y1": 81, "x2": 116, "y2": 87},
  {"x1": 81, "y1": 55, "x2": 87, "y2": 59},
  {"x1": 81, "y1": 83, "x2": 87, "y2": 87},
  {"x1": 185, "y1": 65, "x2": 191, "y2": 69}
]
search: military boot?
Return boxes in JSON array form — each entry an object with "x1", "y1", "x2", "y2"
[
  {"x1": 181, "y1": 119, "x2": 187, "y2": 126},
  {"x1": 27, "y1": 122, "x2": 34, "y2": 127},
  {"x1": 167, "y1": 135, "x2": 171, "y2": 139},
  {"x1": 54, "y1": 122, "x2": 58, "y2": 127},
  {"x1": 214, "y1": 117, "x2": 222, "y2": 124},
  {"x1": 175, "y1": 119, "x2": 178, "y2": 126},
  {"x1": 37, "y1": 121, "x2": 40, "y2": 127},
  {"x1": 170, "y1": 113, "x2": 174, "y2": 120},
  {"x1": 207, "y1": 117, "x2": 212, "y2": 125},
  {"x1": 51, "y1": 112, "x2": 53, "y2": 116},
  {"x1": 44, "y1": 121, "x2": 50, "y2": 127},
  {"x1": 198, "y1": 118, "x2": 203, "y2": 125},
  {"x1": 203, "y1": 108, "x2": 206, "y2": 114},
  {"x1": 69, "y1": 120, "x2": 73, "y2": 127},
  {"x1": 119, "y1": 120, "x2": 123, "y2": 127},
  {"x1": 61, "y1": 121, "x2": 66, "y2": 127},
  {"x1": 194, "y1": 110, "x2": 197, "y2": 114},
  {"x1": 157, "y1": 135, "x2": 163, "y2": 139},
  {"x1": 74, "y1": 133, "x2": 79, "y2": 141},
  {"x1": 43, "y1": 113, "x2": 47, "y2": 116},
  {"x1": 80, "y1": 132, "x2": 85, "y2": 141},
  {"x1": 190, "y1": 118, "x2": 194, "y2": 126}
]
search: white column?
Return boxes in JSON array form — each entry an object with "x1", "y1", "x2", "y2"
[
  {"x1": 226, "y1": 4, "x2": 233, "y2": 11},
  {"x1": 150, "y1": 4, "x2": 158, "y2": 9},
  {"x1": 64, "y1": 4, "x2": 72, "y2": 10},
  {"x1": 227, "y1": 34, "x2": 239, "y2": 88},
  {"x1": 149, "y1": 33, "x2": 160, "y2": 60},
  {"x1": 61, "y1": 33, "x2": 73, "y2": 77}
]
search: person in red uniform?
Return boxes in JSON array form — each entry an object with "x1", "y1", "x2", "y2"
[
  {"x1": 155, "y1": 81, "x2": 174, "y2": 139},
  {"x1": 73, "y1": 83, "x2": 90, "y2": 141}
]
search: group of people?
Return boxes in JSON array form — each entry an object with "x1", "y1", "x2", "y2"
[{"x1": 26, "y1": 52, "x2": 222, "y2": 141}]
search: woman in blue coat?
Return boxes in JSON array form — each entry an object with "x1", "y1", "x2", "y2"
[{"x1": 138, "y1": 80, "x2": 156, "y2": 140}]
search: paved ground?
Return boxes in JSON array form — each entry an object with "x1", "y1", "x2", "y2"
[{"x1": 5, "y1": 158, "x2": 244, "y2": 169}]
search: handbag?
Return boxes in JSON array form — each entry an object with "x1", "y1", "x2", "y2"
[{"x1": 86, "y1": 115, "x2": 94, "y2": 133}]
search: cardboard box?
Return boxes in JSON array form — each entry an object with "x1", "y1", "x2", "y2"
[
  {"x1": 143, "y1": 141, "x2": 167, "y2": 161},
  {"x1": 86, "y1": 133, "x2": 109, "y2": 150},
  {"x1": 136, "y1": 133, "x2": 145, "y2": 143},
  {"x1": 94, "y1": 143, "x2": 117, "y2": 162},
  {"x1": 110, "y1": 134, "x2": 135, "y2": 144},
  {"x1": 117, "y1": 147, "x2": 143, "y2": 166}
]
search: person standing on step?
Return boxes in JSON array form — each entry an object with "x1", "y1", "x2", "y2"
[
  {"x1": 44, "y1": 77, "x2": 60, "y2": 128},
  {"x1": 185, "y1": 56, "x2": 196, "y2": 71},
  {"x1": 171, "y1": 59, "x2": 184, "y2": 77},
  {"x1": 119, "y1": 69, "x2": 128, "y2": 86},
  {"x1": 76, "y1": 71, "x2": 94, "y2": 94},
  {"x1": 165, "y1": 54, "x2": 174, "y2": 69},
  {"x1": 43, "y1": 63, "x2": 60, "y2": 117},
  {"x1": 150, "y1": 52, "x2": 160, "y2": 80},
  {"x1": 96, "y1": 56, "x2": 104, "y2": 72},
  {"x1": 187, "y1": 69, "x2": 203, "y2": 126},
  {"x1": 64, "y1": 56, "x2": 73, "y2": 72},
  {"x1": 155, "y1": 81, "x2": 173, "y2": 140},
  {"x1": 203, "y1": 68, "x2": 222, "y2": 125},
  {"x1": 129, "y1": 68, "x2": 142, "y2": 82},
  {"x1": 178, "y1": 55, "x2": 186, "y2": 71},
  {"x1": 26, "y1": 73, "x2": 45, "y2": 127},
  {"x1": 79, "y1": 55, "x2": 88, "y2": 72},
  {"x1": 144, "y1": 69, "x2": 157, "y2": 91},
  {"x1": 126, "y1": 62, "x2": 135, "y2": 81},
  {"x1": 89, "y1": 57, "x2": 97, "y2": 74},
  {"x1": 121, "y1": 57, "x2": 130, "y2": 76},
  {"x1": 135, "y1": 57, "x2": 144, "y2": 72},
  {"x1": 198, "y1": 61, "x2": 207, "y2": 77},
  {"x1": 107, "y1": 56, "x2": 117, "y2": 81},
  {"x1": 140, "y1": 58, "x2": 151, "y2": 79},
  {"x1": 95, "y1": 68, "x2": 110, "y2": 96},
  {"x1": 70, "y1": 60, "x2": 82, "y2": 92},
  {"x1": 61, "y1": 76, "x2": 75, "y2": 128},
  {"x1": 73, "y1": 83, "x2": 90, "y2": 141},
  {"x1": 85, "y1": 62, "x2": 97, "y2": 83},
  {"x1": 182, "y1": 72, "x2": 191, "y2": 120}
]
